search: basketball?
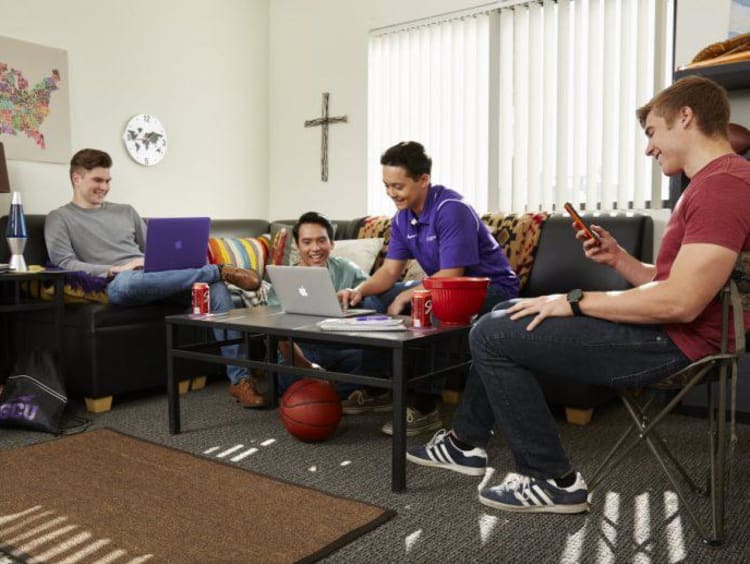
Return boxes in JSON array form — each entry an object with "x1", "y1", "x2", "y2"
[{"x1": 279, "y1": 379, "x2": 342, "y2": 442}]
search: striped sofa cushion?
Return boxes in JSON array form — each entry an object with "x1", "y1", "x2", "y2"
[{"x1": 207, "y1": 235, "x2": 270, "y2": 276}]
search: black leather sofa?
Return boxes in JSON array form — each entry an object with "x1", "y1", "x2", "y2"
[
  {"x1": 0, "y1": 215, "x2": 366, "y2": 412},
  {"x1": 0, "y1": 212, "x2": 653, "y2": 420}
]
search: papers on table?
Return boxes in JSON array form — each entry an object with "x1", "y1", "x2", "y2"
[{"x1": 317, "y1": 315, "x2": 407, "y2": 332}]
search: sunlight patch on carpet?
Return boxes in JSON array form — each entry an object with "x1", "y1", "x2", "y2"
[
  {"x1": 405, "y1": 529, "x2": 422, "y2": 553},
  {"x1": 0, "y1": 505, "x2": 151, "y2": 564},
  {"x1": 634, "y1": 493, "x2": 652, "y2": 558},
  {"x1": 0, "y1": 512, "x2": 60, "y2": 537},
  {"x1": 203, "y1": 435, "x2": 279, "y2": 463},
  {"x1": 216, "y1": 444, "x2": 245, "y2": 458},
  {"x1": 125, "y1": 556, "x2": 154, "y2": 563},
  {"x1": 0, "y1": 506, "x2": 47, "y2": 527},
  {"x1": 4, "y1": 517, "x2": 70, "y2": 545},
  {"x1": 231, "y1": 447, "x2": 258, "y2": 461},
  {"x1": 596, "y1": 491, "x2": 620, "y2": 563},
  {"x1": 560, "y1": 520, "x2": 587, "y2": 562},
  {"x1": 478, "y1": 513, "x2": 500, "y2": 545},
  {"x1": 52, "y1": 538, "x2": 114, "y2": 564},
  {"x1": 663, "y1": 492, "x2": 686, "y2": 563}
]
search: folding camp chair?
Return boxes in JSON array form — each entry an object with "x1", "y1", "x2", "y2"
[{"x1": 588, "y1": 253, "x2": 749, "y2": 545}]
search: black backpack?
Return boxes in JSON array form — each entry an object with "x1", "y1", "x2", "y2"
[{"x1": 1, "y1": 350, "x2": 71, "y2": 434}]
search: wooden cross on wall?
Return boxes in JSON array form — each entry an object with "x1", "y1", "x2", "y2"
[{"x1": 304, "y1": 92, "x2": 348, "y2": 182}]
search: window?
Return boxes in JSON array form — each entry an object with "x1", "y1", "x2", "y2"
[
  {"x1": 368, "y1": 0, "x2": 674, "y2": 215},
  {"x1": 368, "y1": 12, "x2": 490, "y2": 215}
]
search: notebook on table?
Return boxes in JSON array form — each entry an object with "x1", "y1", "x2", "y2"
[
  {"x1": 143, "y1": 217, "x2": 210, "y2": 273},
  {"x1": 317, "y1": 316, "x2": 406, "y2": 331},
  {"x1": 266, "y1": 265, "x2": 376, "y2": 318}
]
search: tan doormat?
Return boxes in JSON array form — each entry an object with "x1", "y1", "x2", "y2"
[{"x1": 0, "y1": 429, "x2": 395, "y2": 563}]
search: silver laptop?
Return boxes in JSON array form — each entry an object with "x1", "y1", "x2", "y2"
[{"x1": 266, "y1": 265, "x2": 376, "y2": 317}]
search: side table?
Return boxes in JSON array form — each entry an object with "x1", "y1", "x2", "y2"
[{"x1": 0, "y1": 270, "x2": 67, "y2": 380}]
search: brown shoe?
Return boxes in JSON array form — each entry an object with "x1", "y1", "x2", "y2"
[
  {"x1": 220, "y1": 265, "x2": 261, "y2": 291},
  {"x1": 229, "y1": 377, "x2": 265, "y2": 408}
]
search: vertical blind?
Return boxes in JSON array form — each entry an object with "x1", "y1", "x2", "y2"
[
  {"x1": 368, "y1": 13, "x2": 490, "y2": 215},
  {"x1": 368, "y1": 0, "x2": 672, "y2": 215}
]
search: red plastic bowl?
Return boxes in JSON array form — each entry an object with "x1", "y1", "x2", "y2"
[{"x1": 422, "y1": 277, "x2": 490, "y2": 325}]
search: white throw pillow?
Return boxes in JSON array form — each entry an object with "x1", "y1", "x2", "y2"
[{"x1": 330, "y1": 238, "x2": 384, "y2": 274}]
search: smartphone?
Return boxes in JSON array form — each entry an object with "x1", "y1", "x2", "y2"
[{"x1": 563, "y1": 202, "x2": 601, "y2": 244}]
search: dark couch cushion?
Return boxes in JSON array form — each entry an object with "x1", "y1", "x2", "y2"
[
  {"x1": 62, "y1": 302, "x2": 189, "y2": 330},
  {"x1": 523, "y1": 214, "x2": 653, "y2": 296},
  {"x1": 209, "y1": 219, "x2": 269, "y2": 239}
]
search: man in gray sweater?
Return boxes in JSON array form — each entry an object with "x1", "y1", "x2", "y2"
[{"x1": 44, "y1": 148, "x2": 265, "y2": 407}]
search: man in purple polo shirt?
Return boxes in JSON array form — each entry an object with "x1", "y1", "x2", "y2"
[{"x1": 339, "y1": 141, "x2": 519, "y2": 436}]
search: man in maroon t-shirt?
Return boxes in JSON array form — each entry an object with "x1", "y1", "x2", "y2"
[{"x1": 405, "y1": 76, "x2": 750, "y2": 515}]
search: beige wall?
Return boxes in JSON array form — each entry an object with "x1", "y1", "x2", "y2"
[
  {"x1": 0, "y1": 0, "x2": 269, "y2": 219},
  {"x1": 674, "y1": 0, "x2": 732, "y2": 67}
]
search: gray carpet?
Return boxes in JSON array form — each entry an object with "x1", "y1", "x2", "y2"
[{"x1": 2, "y1": 380, "x2": 749, "y2": 563}]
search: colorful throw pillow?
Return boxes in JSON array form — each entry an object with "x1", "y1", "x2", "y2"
[
  {"x1": 482, "y1": 211, "x2": 549, "y2": 291},
  {"x1": 331, "y1": 238, "x2": 385, "y2": 274},
  {"x1": 270, "y1": 228, "x2": 290, "y2": 266},
  {"x1": 357, "y1": 216, "x2": 392, "y2": 273},
  {"x1": 208, "y1": 235, "x2": 270, "y2": 276}
]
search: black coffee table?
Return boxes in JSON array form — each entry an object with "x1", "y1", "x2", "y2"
[{"x1": 165, "y1": 306, "x2": 472, "y2": 491}]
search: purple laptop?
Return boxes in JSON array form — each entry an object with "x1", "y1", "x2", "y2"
[{"x1": 143, "y1": 217, "x2": 210, "y2": 273}]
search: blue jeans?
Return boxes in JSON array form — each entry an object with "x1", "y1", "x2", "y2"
[
  {"x1": 277, "y1": 345, "x2": 367, "y2": 399},
  {"x1": 362, "y1": 280, "x2": 421, "y2": 314},
  {"x1": 452, "y1": 302, "x2": 690, "y2": 479},
  {"x1": 106, "y1": 265, "x2": 247, "y2": 384}
]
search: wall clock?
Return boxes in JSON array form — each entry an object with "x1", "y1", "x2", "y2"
[{"x1": 122, "y1": 114, "x2": 168, "y2": 166}]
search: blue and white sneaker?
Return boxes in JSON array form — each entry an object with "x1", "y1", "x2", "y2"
[
  {"x1": 406, "y1": 429, "x2": 487, "y2": 476},
  {"x1": 479, "y1": 471, "x2": 589, "y2": 514}
]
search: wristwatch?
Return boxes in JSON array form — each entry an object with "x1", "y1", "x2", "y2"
[{"x1": 567, "y1": 288, "x2": 584, "y2": 316}]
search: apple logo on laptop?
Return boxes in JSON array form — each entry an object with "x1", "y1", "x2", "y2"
[
  {"x1": 298, "y1": 285, "x2": 308, "y2": 297},
  {"x1": 174, "y1": 240, "x2": 183, "y2": 250}
]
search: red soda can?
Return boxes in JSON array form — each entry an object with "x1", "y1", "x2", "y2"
[
  {"x1": 192, "y1": 282, "x2": 210, "y2": 314},
  {"x1": 411, "y1": 290, "x2": 432, "y2": 328}
]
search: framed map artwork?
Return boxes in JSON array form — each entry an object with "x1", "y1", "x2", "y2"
[{"x1": 0, "y1": 35, "x2": 71, "y2": 163}]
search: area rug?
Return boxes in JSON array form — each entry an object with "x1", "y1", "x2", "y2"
[{"x1": 0, "y1": 429, "x2": 394, "y2": 563}]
